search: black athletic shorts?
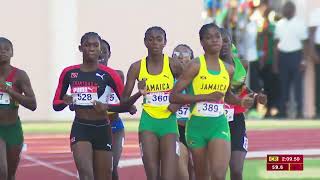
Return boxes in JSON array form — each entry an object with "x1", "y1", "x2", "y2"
[
  {"x1": 70, "y1": 117, "x2": 112, "y2": 151},
  {"x1": 228, "y1": 113, "x2": 248, "y2": 152},
  {"x1": 178, "y1": 124, "x2": 187, "y2": 147}
]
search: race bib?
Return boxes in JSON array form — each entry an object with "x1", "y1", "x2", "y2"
[
  {"x1": 196, "y1": 102, "x2": 224, "y2": 117},
  {"x1": 176, "y1": 105, "x2": 190, "y2": 119},
  {"x1": 71, "y1": 86, "x2": 98, "y2": 106},
  {"x1": 0, "y1": 82, "x2": 12, "y2": 105},
  {"x1": 243, "y1": 136, "x2": 248, "y2": 151},
  {"x1": 108, "y1": 92, "x2": 120, "y2": 105},
  {"x1": 225, "y1": 108, "x2": 234, "y2": 122},
  {"x1": 145, "y1": 91, "x2": 170, "y2": 106}
]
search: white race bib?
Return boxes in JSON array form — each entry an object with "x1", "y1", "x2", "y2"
[
  {"x1": 225, "y1": 108, "x2": 235, "y2": 122},
  {"x1": 243, "y1": 136, "x2": 248, "y2": 151},
  {"x1": 176, "y1": 105, "x2": 190, "y2": 119},
  {"x1": 0, "y1": 92, "x2": 10, "y2": 105},
  {"x1": 0, "y1": 82, "x2": 12, "y2": 105},
  {"x1": 108, "y1": 92, "x2": 120, "y2": 105},
  {"x1": 196, "y1": 102, "x2": 224, "y2": 117},
  {"x1": 72, "y1": 86, "x2": 98, "y2": 106},
  {"x1": 145, "y1": 91, "x2": 170, "y2": 106}
]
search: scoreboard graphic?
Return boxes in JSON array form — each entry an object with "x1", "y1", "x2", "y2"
[{"x1": 267, "y1": 155, "x2": 304, "y2": 171}]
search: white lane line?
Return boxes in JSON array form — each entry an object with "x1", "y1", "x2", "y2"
[
  {"x1": 247, "y1": 149, "x2": 320, "y2": 158},
  {"x1": 20, "y1": 160, "x2": 74, "y2": 168},
  {"x1": 117, "y1": 149, "x2": 320, "y2": 168},
  {"x1": 22, "y1": 154, "x2": 77, "y2": 177}
]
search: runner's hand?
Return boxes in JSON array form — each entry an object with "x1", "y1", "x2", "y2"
[
  {"x1": 92, "y1": 100, "x2": 108, "y2": 113},
  {"x1": 138, "y1": 79, "x2": 147, "y2": 96},
  {"x1": 0, "y1": 80, "x2": 12, "y2": 93},
  {"x1": 129, "y1": 105, "x2": 137, "y2": 115},
  {"x1": 63, "y1": 95, "x2": 73, "y2": 105},
  {"x1": 205, "y1": 92, "x2": 224, "y2": 102},
  {"x1": 241, "y1": 93, "x2": 254, "y2": 108},
  {"x1": 167, "y1": 104, "x2": 182, "y2": 113},
  {"x1": 256, "y1": 89, "x2": 267, "y2": 105}
]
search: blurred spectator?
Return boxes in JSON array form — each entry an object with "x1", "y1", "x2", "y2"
[
  {"x1": 309, "y1": 8, "x2": 320, "y2": 118},
  {"x1": 273, "y1": 1, "x2": 308, "y2": 118},
  {"x1": 258, "y1": 6, "x2": 281, "y2": 118},
  {"x1": 239, "y1": 2, "x2": 261, "y2": 97}
]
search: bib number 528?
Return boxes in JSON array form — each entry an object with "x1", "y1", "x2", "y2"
[{"x1": 77, "y1": 93, "x2": 93, "y2": 101}]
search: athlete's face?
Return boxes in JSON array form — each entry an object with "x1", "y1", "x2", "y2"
[
  {"x1": 144, "y1": 30, "x2": 166, "y2": 55},
  {"x1": 98, "y1": 42, "x2": 111, "y2": 66},
  {"x1": 0, "y1": 41, "x2": 13, "y2": 64},
  {"x1": 172, "y1": 46, "x2": 192, "y2": 69},
  {"x1": 220, "y1": 34, "x2": 232, "y2": 59},
  {"x1": 80, "y1": 36, "x2": 101, "y2": 62},
  {"x1": 200, "y1": 27, "x2": 222, "y2": 54}
]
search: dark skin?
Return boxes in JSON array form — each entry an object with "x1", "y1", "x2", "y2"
[
  {"x1": 220, "y1": 32, "x2": 267, "y2": 105},
  {"x1": 273, "y1": 2, "x2": 308, "y2": 74},
  {"x1": 60, "y1": 36, "x2": 115, "y2": 180},
  {"x1": 309, "y1": 26, "x2": 320, "y2": 64},
  {"x1": 99, "y1": 40, "x2": 136, "y2": 180},
  {"x1": 121, "y1": 29, "x2": 183, "y2": 180},
  {"x1": 220, "y1": 32, "x2": 267, "y2": 180},
  {"x1": 63, "y1": 37, "x2": 131, "y2": 120},
  {"x1": 0, "y1": 40, "x2": 37, "y2": 180},
  {"x1": 172, "y1": 45, "x2": 195, "y2": 180},
  {"x1": 170, "y1": 27, "x2": 254, "y2": 180}
]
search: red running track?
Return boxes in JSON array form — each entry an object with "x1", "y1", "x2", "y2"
[{"x1": 16, "y1": 129, "x2": 320, "y2": 180}]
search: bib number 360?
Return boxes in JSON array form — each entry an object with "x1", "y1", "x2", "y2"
[{"x1": 145, "y1": 92, "x2": 170, "y2": 106}]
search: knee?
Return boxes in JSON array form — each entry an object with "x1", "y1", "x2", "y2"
[
  {"x1": 76, "y1": 165, "x2": 94, "y2": 179},
  {"x1": 0, "y1": 163, "x2": 8, "y2": 180},
  {"x1": 230, "y1": 168, "x2": 243, "y2": 180},
  {"x1": 210, "y1": 171, "x2": 227, "y2": 180}
]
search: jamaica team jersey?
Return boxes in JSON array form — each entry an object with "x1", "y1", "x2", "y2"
[
  {"x1": 53, "y1": 64, "x2": 123, "y2": 111},
  {"x1": 189, "y1": 55, "x2": 230, "y2": 117},
  {"x1": 138, "y1": 55, "x2": 174, "y2": 119}
]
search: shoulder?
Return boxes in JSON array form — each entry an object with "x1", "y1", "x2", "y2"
[
  {"x1": 115, "y1": 70, "x2": 124, "y2": 76},
  {"x1": 131, "y1": 60, "x2": 142, "y2": 68},
  {"x1": 12, "y1": 67, "x2": 31, "y2": 85},
  {"x1": 14, "y1": 67, "x2": 28, "y2": 79},
  {"x1": 99, "y1": 64, "x2": 118, "y2": 75},
  {"x1": 128, "y1": 60, "x2": 142, "y2": 73},
  {"x1": 62, "y1": 64, "x2": 81, "y2": 72},
  {"x1": 57, "y1": 65, "x2": 81, "y2": 78}
]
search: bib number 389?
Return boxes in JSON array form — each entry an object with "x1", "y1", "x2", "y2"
[{"x1": 197, "y1": 102, "x2": 224, "y2": 117}]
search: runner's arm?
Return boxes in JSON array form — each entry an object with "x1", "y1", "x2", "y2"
[
  {"x1": 5, "y1": 70, "x2": 37, "y2": 111},
  {"x1": 53, "y1": 68, "x2": 70, "y2": 111},
  {"x1": 121, "y1": 62, "x2": 143, "y2": 106}
]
